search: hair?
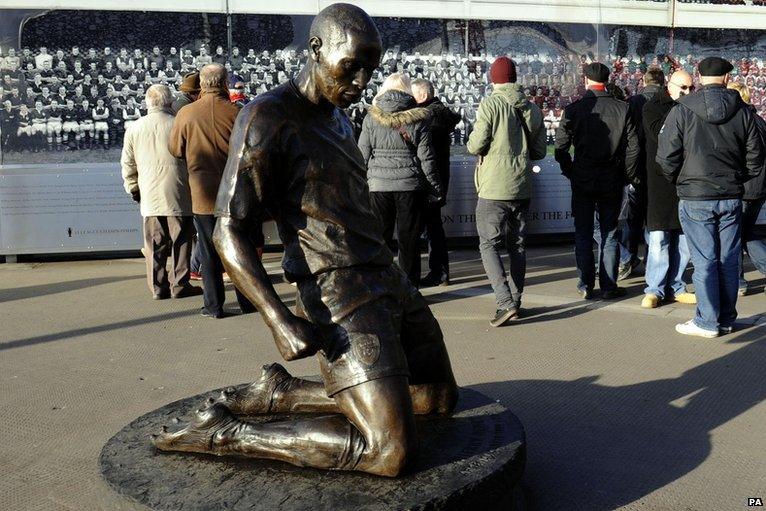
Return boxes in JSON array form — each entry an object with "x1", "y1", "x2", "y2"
[
  {"x1": 411, "y1": 78, "x2": 434, "y2": 100},
  {"x1": 728, "y1": 81, "x2": 751, "y2": 104},
  {"x1": 146, "y1": 84, "x2": 173, "y2": 108},
  {"x1": 199, "y1": 63, "x2": 227, "y2": 91},
  {"x1": 643, "y1": 67, "x2": 665, "y2": 86},
  {"x1": 375, "y1": 73, "x2": 412, "y2": 103},
  {"x1": 606, "y1": 82, "x2": 625, "y2": 100}
]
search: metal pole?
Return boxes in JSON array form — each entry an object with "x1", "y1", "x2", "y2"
[
  {"x1": 226, "y1": 0, "x2": 233, "y2": 55},
  {"x1": 669, "y1": 0, "x2": 676, "y2": 55},
  {"x1": 464, "y1": 20, "x2": 469, "y2": 57}
]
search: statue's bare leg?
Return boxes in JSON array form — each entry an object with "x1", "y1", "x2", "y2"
[
  {"x1": 213, "y1": 363, "x2": 456, "y2": 416},
  {"x1": 152, "y1": 376, "x2": 416, "y2": 477}
]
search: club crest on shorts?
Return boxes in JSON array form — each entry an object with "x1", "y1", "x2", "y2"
[{"x1": 353, "y1": 333, "x2": 381, "y2": 366}]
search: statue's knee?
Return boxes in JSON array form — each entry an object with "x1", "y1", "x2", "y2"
[{"x1": 371, "y1": 435, "x2": 417, "y2": 477}]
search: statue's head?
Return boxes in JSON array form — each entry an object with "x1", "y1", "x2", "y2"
[{"x1": 307, "y1": 3, "x2": 382, "y2": 108}]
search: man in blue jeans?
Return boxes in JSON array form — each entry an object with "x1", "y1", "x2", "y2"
[
  {"x1": 640, "y1": 70, "x2": 697, "y2": 309},
  {"x1": 657, "y1": 57, "x2": 764, "y2": 338}
]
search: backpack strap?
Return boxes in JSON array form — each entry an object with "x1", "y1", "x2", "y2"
[{"x1": 513, "y1": 106, "x2": 532, "y2": 148}]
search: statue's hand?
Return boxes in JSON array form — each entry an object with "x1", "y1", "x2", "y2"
[{"x1": 273, "y1": 315, "x2": 323, "y2": 361}]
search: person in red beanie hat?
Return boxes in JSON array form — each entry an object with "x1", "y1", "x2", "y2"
[
  {"x1": 467, "y1": 55, "x2": 547, "y2": 327},
  {"x1": 489, "y1": 56, "x2": 517, "y2": 84}
]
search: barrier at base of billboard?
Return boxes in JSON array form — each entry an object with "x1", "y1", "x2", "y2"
[
  {"x1": 2, "y1": 157, "x2": 763, "y2": 257},
  {"x1": 0, "y1": 163, "x2": 142, "y2": 255}
]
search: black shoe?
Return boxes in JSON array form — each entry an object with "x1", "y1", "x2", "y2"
[
  {"x1": 200, "y1": 307, "x2": 225, "y2": 319},
  {"x1": 421, "y1": 273, "x2": 450, "y2": 287},
  {"x1": 172, "y1": 286, "x2": 203, "y2": 299},
  {"x1": 617, "y1": 257, "x2": 640, "y2": 281},
  {"x1": 490, "y1": 307, "x2": 519, "y2": 327},
  {"x1": 153, "y1": 291, "x2": 170, "y2": 300},
  {"x1": 579, "y1": 288, "x2": 594, "y2": 300},
  {"x1": 601, "y1": 287, "x2": 627, "y2": 300}
]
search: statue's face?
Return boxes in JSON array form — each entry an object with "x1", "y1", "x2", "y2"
[{"x1": 314, "y1": 30, "x2": 381, "y2": 108}]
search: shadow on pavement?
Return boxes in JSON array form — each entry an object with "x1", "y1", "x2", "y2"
[
  {"x1": 0, "y1": 275, "x2": 143, "y2": 303},
  {"x1": 472, "y1": 325, "x2": 766, "y2": 510}
]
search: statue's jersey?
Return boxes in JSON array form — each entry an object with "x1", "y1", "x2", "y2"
[{"x1": 215, "y1": 79, "x2": 393, "y2": 280}]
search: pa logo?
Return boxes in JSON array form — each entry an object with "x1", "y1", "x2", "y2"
[{"x1": 749, "y1": 497, "x2": 764, "y2": 506}]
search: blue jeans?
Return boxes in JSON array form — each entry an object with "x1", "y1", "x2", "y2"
[
  {"x1": 678, "y1": 199, "x2": 742, "y2": 331},
  {"x1": 593, "y1": 215, "x2": 632, "y2": 266},
  {"x1": 644, "y1": 230, "x2": 690, "y2": 299},
  {"x1": 573, "y1": 187, "x2": 622, "y2": 292},
  {"x1": 739, "y1": 198, "x2": 766, "y2": 289}
]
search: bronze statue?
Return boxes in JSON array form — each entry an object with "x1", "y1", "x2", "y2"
[{"x1": 151, "y1": 3, "x2": 458, "y2": 477}]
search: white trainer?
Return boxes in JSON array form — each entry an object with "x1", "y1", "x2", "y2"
[{"x1": 675, "y1": 320, "x2": 719, "y2": 338}]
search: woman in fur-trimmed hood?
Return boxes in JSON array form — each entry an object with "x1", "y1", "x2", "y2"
[{"x1": 358, "y1": 72, "x2": 442, "y2": 286}]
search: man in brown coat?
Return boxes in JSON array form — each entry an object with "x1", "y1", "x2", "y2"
[{"x1": 169, "y1": 63, "x2": 253, "y2": 318}]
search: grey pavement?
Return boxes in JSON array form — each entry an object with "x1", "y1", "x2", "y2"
[{"x1": 1, "y1": 246, "x2": 764, "y2": 511}]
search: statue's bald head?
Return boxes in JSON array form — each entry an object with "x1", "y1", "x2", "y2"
[
  {"x1": 303, "y1": 3, "x2": 382, "y2": 108},
  {"x1": 309, "y1": 3, "x2": 381, "y2": 51}
]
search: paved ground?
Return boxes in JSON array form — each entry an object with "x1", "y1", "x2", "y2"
[{"x1": 1, "y1": 246, "x2": 764, "y2": 511}]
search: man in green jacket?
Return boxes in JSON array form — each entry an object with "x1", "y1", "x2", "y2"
[{"x1": 467, "y1": 56, "x2": 547, "y2": 327}]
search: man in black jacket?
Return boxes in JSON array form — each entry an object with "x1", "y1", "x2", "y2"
[
  {"x1": 619, "y1": 68, "x2": 666, "y2": 280},
  {"x1": 555, "y1": 62, "x2": 640, "y2": 299},
  {"x1": 641, "y1": 69, "x2": 697, "y2": 309},
  {"x1": 412, "y1": 78, "x2": 461, "y2": 287},
  {"x1": 657, "y1": 57, "x2": 765, "y2": 338}
]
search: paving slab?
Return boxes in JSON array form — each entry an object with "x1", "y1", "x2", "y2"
[{"x1": 1, "y1": 246, "x2": 764, "y2": 511}]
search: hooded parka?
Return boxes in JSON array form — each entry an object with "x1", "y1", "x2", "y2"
[
  {"x1": 358, "y1": 90, "x2": 441, "y2": 197},
  {"x1": 467, "y1": 82, "x2": 547, "y2": 200},
  {"x1": 657, "y1": 84, "x2": 765, "y2": 199}
]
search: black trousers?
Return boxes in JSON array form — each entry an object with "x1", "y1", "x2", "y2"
[
  {"x1": 424, "y1": 203, "x2": 449, "y2": 279},
  {"x1": 572, "y1": 187, "x2": 622, "y2": 292},
  {"x1": 619, "y1": 183, "x2": 646, "y2": 262},
  {"x1": 193, "y1": 214, "x2": 255, "y2": 315},
  {"x1": 369, "y1": 191, "x2": 424, "y2": 286}
]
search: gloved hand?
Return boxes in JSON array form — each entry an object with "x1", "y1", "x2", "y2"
[
  {"x1": 131, "y1": 190, "x2": 141, "y2": 203},
  {"x1": 428, "y1": 194, "x2": 446, "y2": 208}
]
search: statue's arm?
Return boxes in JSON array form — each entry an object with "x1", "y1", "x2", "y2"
[
  {"x1": 213, "y1": 99, "x2": 322, "y2": 361},
  {"x1": 213, "y1": 218, "x2": 320, "y2": 361}
]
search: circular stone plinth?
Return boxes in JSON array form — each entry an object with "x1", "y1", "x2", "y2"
[{"x1": 100, "y1": 386, "x2": 525, "y2": 511}]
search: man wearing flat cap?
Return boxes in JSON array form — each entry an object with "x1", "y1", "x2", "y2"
[
  {"x1": 555, "y1": 62, "x2": 640, "y2": 300},
  {"x1": 657, "y1": 56, "x2": 764, "y2": 338},
  {"x1": 171, "y1": 71, "x2": 200, "y2": 114}
]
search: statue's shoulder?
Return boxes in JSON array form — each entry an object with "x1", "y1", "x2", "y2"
[{"x1": 241, "y1": 84, "x2": 294, "y2": 122}]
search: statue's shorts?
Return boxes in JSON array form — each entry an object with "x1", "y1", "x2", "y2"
[{"x1": 297, "y1": 264, "x2": 453, "y2": 396}]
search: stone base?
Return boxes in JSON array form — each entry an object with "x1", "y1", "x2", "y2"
[{"x1": 100, "y1": 386, "x2": 525, "y2": 511}]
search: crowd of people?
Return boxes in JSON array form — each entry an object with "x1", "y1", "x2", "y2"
[
  {"x1": 5, "y1": 43, "x2": 766, "y2": 156},
  {"x1": 0, "y1": 25, "x2": 763, "y2": 339}
]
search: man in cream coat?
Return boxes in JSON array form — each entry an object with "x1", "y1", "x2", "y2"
[{"x1": 121, "y1": 84, "x2": 201, "y2": 300}]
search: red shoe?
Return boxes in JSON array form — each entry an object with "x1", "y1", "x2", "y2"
[{"x1": 190, "y1": 271, "x2": 202, "y2": 281}]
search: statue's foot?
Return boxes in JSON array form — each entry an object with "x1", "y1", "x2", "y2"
[
  {"x1": 151, "y1": 403, "x2": 237, "y2": 454},
  {"x1": 211, "y1": 363, "x2": 293, "y2": 415}
]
